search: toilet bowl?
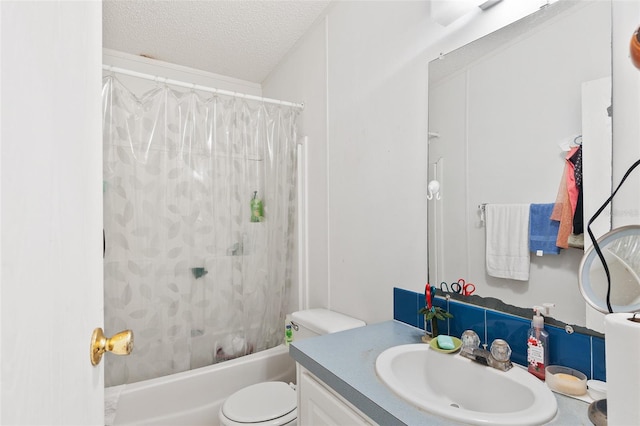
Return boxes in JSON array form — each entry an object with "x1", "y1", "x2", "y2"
[{"x1": 218, "y1": 309, "x2": 365, "y2": 426}]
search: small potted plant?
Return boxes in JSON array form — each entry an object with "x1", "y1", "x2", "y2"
[
  {"x1": 419, "y1": 305, "x2": 453, "y2": 339},
  {"x1": 419, "y1": 284, "x2": 453, "y2": 340}
]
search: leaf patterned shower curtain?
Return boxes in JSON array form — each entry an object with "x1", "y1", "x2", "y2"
[{"x1": 102, "y1": 76, "x2": 298, "y2": 387}]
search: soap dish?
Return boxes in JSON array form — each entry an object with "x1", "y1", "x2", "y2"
[
  {"x1": 429, "y1": 336, "x2": 462, "y2": 354},
  {"x1": 545, "y1": 365, "x2": 587, "y2": 396}
]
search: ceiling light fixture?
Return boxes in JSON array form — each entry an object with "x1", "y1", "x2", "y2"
[
  {"x1": 478, "y1": 0, "x2": 503, "y2": 11},
  {"x1": 431, "y1": 0, "x2": 504, "y2": 27}
]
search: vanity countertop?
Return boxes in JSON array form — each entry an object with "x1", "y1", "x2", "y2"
[{"x1": 289, "y1": 320, "x2": 592, "y2": 426}]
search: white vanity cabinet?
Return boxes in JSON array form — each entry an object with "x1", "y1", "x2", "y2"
[{"x1": 296, "y1": 365, "x2": 375, "y2": 425}]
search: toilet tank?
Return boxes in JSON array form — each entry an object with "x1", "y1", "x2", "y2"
[{"x1": 289, "y1": 308, "x2": 365, "y2": 341}]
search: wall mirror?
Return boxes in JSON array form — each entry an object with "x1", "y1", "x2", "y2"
[{"x1": 427, "y1": 0, "x2": 612, "y2": 328}]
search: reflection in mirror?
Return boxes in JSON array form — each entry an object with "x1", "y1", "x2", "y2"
[
  {"x1": 580, "y1": 226, "x2": 640, "y2": 314},
  {"x1": 427, "y1": 1, "x2": 611, "y2": 327}
]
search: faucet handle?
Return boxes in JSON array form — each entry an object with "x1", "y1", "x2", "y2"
[
  {"x1": 460, "y1": 330, "x2": 481, "y2": 352},
  {"x1": 490, "y1": 339, "x2": 512, "y2": 362}
]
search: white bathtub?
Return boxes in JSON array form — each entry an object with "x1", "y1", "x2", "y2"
[{"x1": 106, "y1": 344, "x2": 296, "y2": 426}]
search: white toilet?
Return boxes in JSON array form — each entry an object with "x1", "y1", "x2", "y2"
[{"x1": 218, "y1": 308, "x2": 366, "y2": 426}]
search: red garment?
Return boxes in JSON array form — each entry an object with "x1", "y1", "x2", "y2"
[
  {"x1": 565, "y1": 146, "x2": 580, "y2": 218},
  {"x1": 551, "y1": 167, "x2": 572, "y2": 249}
]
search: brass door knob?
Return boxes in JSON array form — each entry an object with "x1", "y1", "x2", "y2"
[{"x1": 90, "y1": 327, "x2": 133, "y2": 366}]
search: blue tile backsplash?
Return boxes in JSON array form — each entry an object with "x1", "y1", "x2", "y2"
[
  {"x1": 592, "y1": 335, "x2": 606, "y2": 381},
  {"x1": 393, "y1": 287, "x2": 606, "y2": 381},
  {"x1": 393, "y1": 287, "x2": 422, "y2": 328},
  {"x1": 486, "y1": 310, "x2": 530, "y2": 367}
]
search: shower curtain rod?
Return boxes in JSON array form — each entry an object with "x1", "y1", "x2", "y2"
[{"x1": 102, "y1": 65, "x2": 305, "y2": 109}]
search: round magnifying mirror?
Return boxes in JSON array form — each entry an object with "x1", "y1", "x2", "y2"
[{"x1": 579, "y1": 225, "x2": 640, "y2": 313}]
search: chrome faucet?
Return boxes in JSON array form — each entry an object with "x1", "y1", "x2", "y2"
[{"x1": 459, "y1": 330, "x2": 513, "y2": 371}]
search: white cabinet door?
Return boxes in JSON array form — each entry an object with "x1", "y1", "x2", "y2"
[
  {"x1": 1, "y1": 2, "x2": 103, "y2": 424},
  {"x1": 298, "y1": 367, "x2": 373, "y2": 426}
]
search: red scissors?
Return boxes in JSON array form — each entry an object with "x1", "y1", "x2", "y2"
[{"x1": 456, "y1": 278, "x2": 475, "y2": 296}]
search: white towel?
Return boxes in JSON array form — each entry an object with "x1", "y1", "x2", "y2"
[{"x1": 485, "y1": 204, "x2": 530, "y2": 281}]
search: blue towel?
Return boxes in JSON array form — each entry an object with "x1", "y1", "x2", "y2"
[{"x1": 529, "y1": 204, "x2": 561, "y2": 255}]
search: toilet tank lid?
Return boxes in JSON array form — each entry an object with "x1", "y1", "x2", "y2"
[{"x1": 290, "y1": 308, "x2": 366, "y2": 335}]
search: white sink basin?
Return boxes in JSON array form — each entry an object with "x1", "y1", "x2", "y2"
[{"x1": 375, "y1": 344, "x2": 557, "y2": 425}]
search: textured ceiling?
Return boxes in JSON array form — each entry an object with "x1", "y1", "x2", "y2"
[{"x1": 103, "y1": 0, "x2": 331, "y2": 83}]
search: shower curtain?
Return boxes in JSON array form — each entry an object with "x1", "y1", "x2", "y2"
[{"x1": 102, "y1": 76, "x2": 298, "y2": 387}]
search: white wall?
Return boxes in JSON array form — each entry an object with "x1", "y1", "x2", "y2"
[
  {"x1": 263, "y1": 0, "x2": 553, "y2": 325},
  {"x1": 261, "y1": 19, "x2": 329, "y2": 311}
]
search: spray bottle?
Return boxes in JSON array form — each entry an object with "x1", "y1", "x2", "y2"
[{"x1": 527, "y1": 303, "x2": 554, "y2": 380}]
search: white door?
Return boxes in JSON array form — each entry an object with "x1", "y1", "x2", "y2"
[{"x1": 1, "y1": 2, "x2": 104, "y2": 424}]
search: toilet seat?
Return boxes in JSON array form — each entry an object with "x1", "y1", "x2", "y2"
[{"x1": 220, "y1": 381, "x2": 297, "y2": 425}]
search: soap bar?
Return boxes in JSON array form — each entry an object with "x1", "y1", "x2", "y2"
[
  {"x1": 545, "y1": 366, "x2": 587, "y2": 396},
  {"x1": 437, "y1": 335, "x2": 455, "y2": 350}
]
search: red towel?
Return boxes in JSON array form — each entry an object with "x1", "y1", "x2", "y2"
[{"x1": 551, "y1": 167, "x2": 572, "y2": 249}]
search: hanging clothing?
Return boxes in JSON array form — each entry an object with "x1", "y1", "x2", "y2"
[
  {"x1": 565, "y1": 146, "x2": 580, "y2": 217},
  {"x1": 568, "y1": 146, "x2": 583, "y2": 234},
  {"x1": 551, "y1": 167, "x2": 572, "y2": 249}
]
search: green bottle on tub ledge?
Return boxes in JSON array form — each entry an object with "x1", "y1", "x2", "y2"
[{"x1": 250, "y1": 191, "x2": 264, "y2": 222}]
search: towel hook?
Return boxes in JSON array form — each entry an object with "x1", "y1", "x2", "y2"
[{"x1": 427, "y1": 180, "x2": 441, "y2": 200}]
